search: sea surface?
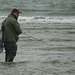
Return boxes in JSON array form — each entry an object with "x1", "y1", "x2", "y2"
[{"x1": 0, "y1": 0, "x2": 75, "y2": 75}]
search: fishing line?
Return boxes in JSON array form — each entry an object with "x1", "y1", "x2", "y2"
[{"x1": 25, "y1": 33, "x2": 51, "y2": 46}]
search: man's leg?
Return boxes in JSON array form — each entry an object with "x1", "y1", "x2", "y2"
[
  {"x1": 7, "y1": 50, "x2": 17, "y2": 62},
  {"x1": 5, "y1": 51, "x2": 9, "y2": 62},
  {"x1": 4, "y1": 41, "x2": 17, "y2": 62}
]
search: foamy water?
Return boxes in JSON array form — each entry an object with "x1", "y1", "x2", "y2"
[
  {"x1": 19, "y1": 16, "x2": 75, "y2": 24},
  {"x1": 1, "y1": 16, "x2": 75, "y2": 24}
]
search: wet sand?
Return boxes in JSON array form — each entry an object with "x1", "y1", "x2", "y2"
[{"x1": 0, "y1": 23, "x2": 75, "y2": 75}]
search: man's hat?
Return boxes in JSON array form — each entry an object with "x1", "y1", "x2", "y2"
[{"x1": 11, "y1": 8, "x2": 22, "y2": 13}]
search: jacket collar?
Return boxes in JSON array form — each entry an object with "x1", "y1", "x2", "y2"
[{"x1": 10, "y1": 14, "x2": 18, "y2": 20}]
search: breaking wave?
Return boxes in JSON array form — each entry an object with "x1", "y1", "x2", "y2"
[{"x1": 0, "y1": 16, "x2": 75, "y2": 24}]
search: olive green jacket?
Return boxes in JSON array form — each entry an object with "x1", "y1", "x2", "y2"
[{"x1": 2, "y1": 14, "x2": 22, "y2": 42}]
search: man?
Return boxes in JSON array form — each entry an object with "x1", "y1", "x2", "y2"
[{"x1": 2, "y1": 8, "x2": 22, "y2": 62}]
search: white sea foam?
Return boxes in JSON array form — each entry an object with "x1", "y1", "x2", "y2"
[
  {"x1": 0, "y1": 16, "x2": 75, "y2": 24},
  {"x1": 18, "y1": 16, "x2": 75, "y2": 24}
]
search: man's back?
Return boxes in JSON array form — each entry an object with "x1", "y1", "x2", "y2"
[{"x1": 2, "y1": 14, "x2": 22, "y2": 42}]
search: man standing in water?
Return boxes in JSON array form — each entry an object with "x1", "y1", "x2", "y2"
[{"x1": 2, "y1": 8, "x2": 22, "y2": 62}]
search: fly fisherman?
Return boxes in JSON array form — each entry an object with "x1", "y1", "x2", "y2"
[{"x1": 1, "y1": 8, "x2": 22, "y2": 62}]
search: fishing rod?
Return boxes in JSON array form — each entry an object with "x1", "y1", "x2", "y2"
[{"x1": 25, "y1": 33, "x2": 51, "y2": 47}]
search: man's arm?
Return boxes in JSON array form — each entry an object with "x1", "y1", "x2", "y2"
[{"x1": 13, "y1": 21, "x2": 22, "y2": 35}]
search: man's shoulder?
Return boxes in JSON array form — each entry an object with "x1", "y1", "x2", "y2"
[{"x1": 7, "y1": 15, "x2": 16, "y2": 22}]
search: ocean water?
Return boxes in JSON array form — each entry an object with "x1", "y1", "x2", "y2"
[
  {"x1": 0, "y1": 0, "x2": 75, "y2": 75},
  {"x1": 0, "y1": 0, "x2": 75, "y2": 16}
]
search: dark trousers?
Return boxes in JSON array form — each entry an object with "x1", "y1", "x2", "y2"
[{"x1": 4, "y1": 41, "x2": 17, "y2": 62}]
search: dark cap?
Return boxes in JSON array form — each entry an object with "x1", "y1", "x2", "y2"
[{"x1": 11, "y1": 8, "x2": 22, "y2": 13}]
